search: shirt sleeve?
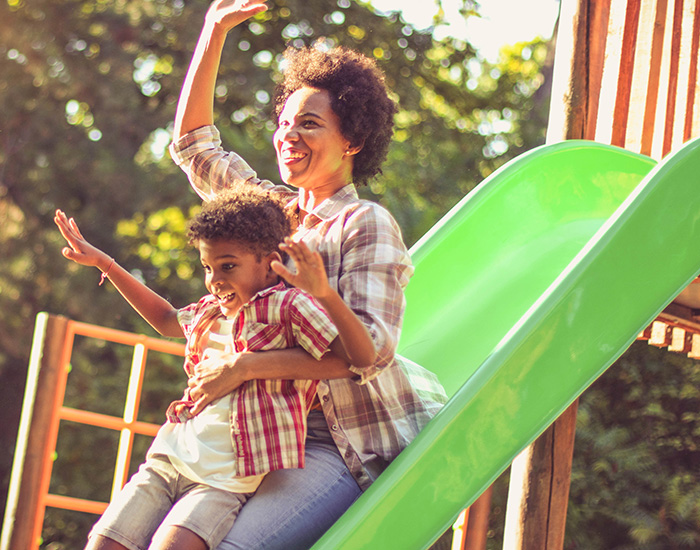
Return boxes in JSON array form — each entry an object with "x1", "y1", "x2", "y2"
[
  {"x1": 287, "y1": 291, "x2": 339, "y2": 361},
  {"x1": 176, "y1": 300, "x2": 202, "y2": 341},
  {"x1": 169, "y1": 125, "x2": 295, "y2": 202},
  {"x1": 337, "y1": 203, "x2": 414, "y2": 384}
]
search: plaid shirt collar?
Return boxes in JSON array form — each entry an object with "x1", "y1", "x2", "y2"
[
  {"x1": 247, "y1": 281, "x2": 287, "y2": 302},
  {"x1": 293, "y1": 184, "x2": 359, "y2": 229}
]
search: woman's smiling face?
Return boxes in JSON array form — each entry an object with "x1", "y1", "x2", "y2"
[{"x1": 273, "y1": 87, "x2": 355, "y2": 196}]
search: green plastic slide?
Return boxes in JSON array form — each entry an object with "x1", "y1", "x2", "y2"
[{"x1": 312, "y1": 137, "x2": 700, "y2": 549}]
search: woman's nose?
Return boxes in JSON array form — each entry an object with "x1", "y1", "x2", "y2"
[{"x1": 277, "y1": 124, "x2": 299, "y2": 142}]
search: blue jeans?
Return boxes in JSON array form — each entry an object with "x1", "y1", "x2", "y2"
[{"x1": 216, "y1": 410, "x2": 363, "y2": 550}]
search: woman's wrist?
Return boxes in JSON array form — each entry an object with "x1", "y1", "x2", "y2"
[{"x1": 232, "y1": 351, "x2": 256, "y2": 383}]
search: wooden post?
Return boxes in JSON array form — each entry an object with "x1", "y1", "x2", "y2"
[
  {"x1": 450, "y1": 487, "x2": 495, "y2": 550},
  {"x1": 1, "y1": 313, "x2": 70, "y2": 550},
  {"x1": 503, "y1": 402, "x2": 579, "y2": 549},
  {"x1": 503, "y1": 0, "x2": 611, "y2": 547},
  {"x1": 463, "y1": 486, "x2": 494, "y2": 550}
]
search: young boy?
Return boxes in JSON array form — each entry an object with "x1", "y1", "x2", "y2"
[{"x1": 54, "y1": 186, "x2": 375, "y2": 550}]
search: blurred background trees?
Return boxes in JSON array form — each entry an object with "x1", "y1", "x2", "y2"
[{"x1": 1, "y1": 0, "x2": 697, "y2": 548}]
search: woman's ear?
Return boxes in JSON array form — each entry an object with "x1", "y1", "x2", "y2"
[{"x1": 344, "y1": 141, "x2": 364, "y2": 157}]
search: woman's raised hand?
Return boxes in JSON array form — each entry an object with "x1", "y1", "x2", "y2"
[
  {"x1": 272, "y1": 238, "x2": 332, "y2": 299},
  {"x1": 54, "y1": 209, "x2": 112, "y2": 270},
  {"x1": 204, "y1": 0, "x2": 268, "y2": 33}
]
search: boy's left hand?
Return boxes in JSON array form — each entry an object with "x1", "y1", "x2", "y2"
[{"x1": 271, "y1": 237, "x2": 331, "y2": 299}]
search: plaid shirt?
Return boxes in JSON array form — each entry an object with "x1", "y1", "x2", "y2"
[
  {"x1": 171, "y1": 126, "x2": 447, "y2": 489},
  {"x1": 171, "y1": 283, "x2": 337, "y2": 476}
]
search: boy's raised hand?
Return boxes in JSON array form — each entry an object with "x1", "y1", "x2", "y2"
[
  {"x1": 272, "y1": 238, "x2": 332, "y2": 299},
  {"x1": 204, "y1": 0, "x2": 268, "y2": 33},
  {"x1": 54, "y1": 209, "x2": 111, "y2": 270}
]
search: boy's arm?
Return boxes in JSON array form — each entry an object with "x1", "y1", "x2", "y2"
[
  {"x1": 54, "y1": 210, "x2": 183, "y2": 338},
  {"x1": 173, "y1": 0, "x2": 268, "y2": 140},
  {"x1": 272, "y1": 238, "x2": 377, "y2": 368}
]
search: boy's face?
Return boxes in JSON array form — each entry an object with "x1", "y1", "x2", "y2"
[{"x1": 198, "y1": 238, "x2": 278, "y2": 317}]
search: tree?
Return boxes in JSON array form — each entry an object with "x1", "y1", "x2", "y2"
[
  {"x1": 0, "y1": 0, "x2": 553, "y2": 547},
  {"x1": 566, "y1": 342, "x2": 700, "y2": 549}
]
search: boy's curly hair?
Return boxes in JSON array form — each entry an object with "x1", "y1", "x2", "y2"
[
  {"x1": 186, "y1": 186, "x2": 292, "y2": 260},
  {"x1": 273, "y1": 44, "x2": 398, "y2": 186}
]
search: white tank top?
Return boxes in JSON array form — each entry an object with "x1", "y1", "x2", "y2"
[{"x1": 148, "y1": 317, "x2": 263, "y2": 493}]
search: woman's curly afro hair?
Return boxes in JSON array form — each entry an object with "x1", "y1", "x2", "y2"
[
  {"x1": 186, "y1": 185, "x2": 292, "y2": 260},
  {"x1": 274, "y1": 44, "x2": 398, "y2": 186}
]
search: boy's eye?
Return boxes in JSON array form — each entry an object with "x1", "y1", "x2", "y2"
[
  {"x1": 222, "y1": 263, "x2": 236, "y2": 271},
  {"x1": 302, "y1": 120, "x2": 319, "y2": 128}
]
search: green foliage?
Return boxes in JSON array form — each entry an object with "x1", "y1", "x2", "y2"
[
  {"x1": 0, "y1": 0, "x2": 553, "y2": 547},
  {"x1": 566, "y1": 342, "x2": 700, "y2": 549}
]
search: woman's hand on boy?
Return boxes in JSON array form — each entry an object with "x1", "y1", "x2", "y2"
[
  {"x1": 272, "y1": 238, "x2": 332, "y2": 299},
  {"x1": 187, "y1": 349, "x2": 248, "y2": 415},
  {"x1": 54, "y1": 209, "x2": 112, "y2": 271}
]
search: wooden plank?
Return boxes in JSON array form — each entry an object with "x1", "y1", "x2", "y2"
[
  {"x1": 662, "y1": 0, "x2": 685, "y2": 155},
  {"x1": 585, "y1": 0, "x2": 612, "y2": 139},
  {"x1": 612, "y1": 0, "x2": 642, "y2": 147},
  {"x1": 641, "y1": 0, "x2": 670, "y2": 154},
  {"x1": 595, "y1": 0, "x2": 628, "y2": 143},
  {"x1": 0, "y1": 314, "x2": 69, "y2": 550},
  {"x1": 688, "y1": 333, "x2": 700, "y2": 358},
  {"x1": 684, "y1": 0, "x2": 700, "y2": 140}
]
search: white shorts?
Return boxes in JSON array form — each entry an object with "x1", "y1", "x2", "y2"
[{"x1": 89, "y1": 454, "x2": 252, "y2": 550}]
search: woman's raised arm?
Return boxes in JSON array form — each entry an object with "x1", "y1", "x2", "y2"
[{"x1": 173, "y1": 0, "x2": 268, "y2": 139}]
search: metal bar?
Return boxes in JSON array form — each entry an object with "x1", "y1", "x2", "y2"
[
  {"x1": 44, "y1": 494, "x2": 108, "y2": 516},
  {"x1": 58, "y1": 407, "x2": 160, "y2": 436},
  {"x1": 112, "y1": 343, "x2": 150, "y2": 499},
  {"x1": 69, "y1": 320, "x2": 185, "y2": 356}
]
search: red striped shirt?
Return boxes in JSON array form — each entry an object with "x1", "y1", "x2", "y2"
[{"x1": 169, "y1": 282, "x2": 337, "y2": 475}]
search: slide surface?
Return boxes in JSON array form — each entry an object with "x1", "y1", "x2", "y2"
[{"x1": 311, "y1": 137, "x2": 700, "y2": 549}]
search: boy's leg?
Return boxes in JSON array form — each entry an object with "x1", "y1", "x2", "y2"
[
  {"x1": 84, "y1": 535, "x2": 131, "y2": 550},
  {"x1": 149, "y1": 525, "x2": 207, "y2": 550},
  {"x1": 216, "y1": 413, "x2": 363, "y2": 550},
  {"x1": 87, "y1": 455, "x2": 177, "y2": 550},
  {"x1": 154, "y1": 479, "x2": 249, "y2": 550}
]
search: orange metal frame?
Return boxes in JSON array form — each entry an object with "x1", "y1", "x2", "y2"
[{"x1": 32, "y1": 319, "x2": 184, "y2": 547}]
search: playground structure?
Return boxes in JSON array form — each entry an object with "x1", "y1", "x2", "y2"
[{"x1": 2, "y1": 0, "x2": 700, "y2": 548}]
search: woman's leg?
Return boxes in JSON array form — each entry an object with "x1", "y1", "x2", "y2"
[{"x1": 216, "y1": 414, "x2": 362, "y2": 550}]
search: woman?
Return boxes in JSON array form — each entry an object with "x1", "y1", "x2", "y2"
[{"x1": 169, "y1": 1, "x2": 447, "y2": 548}]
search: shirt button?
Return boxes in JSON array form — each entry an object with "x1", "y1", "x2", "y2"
[
  {"x1": 323, "y1": 395, "x2": 329, "y2": 402},
  {"x1": 331, "y1": 424, "x2": 338, "y2": 431}
]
